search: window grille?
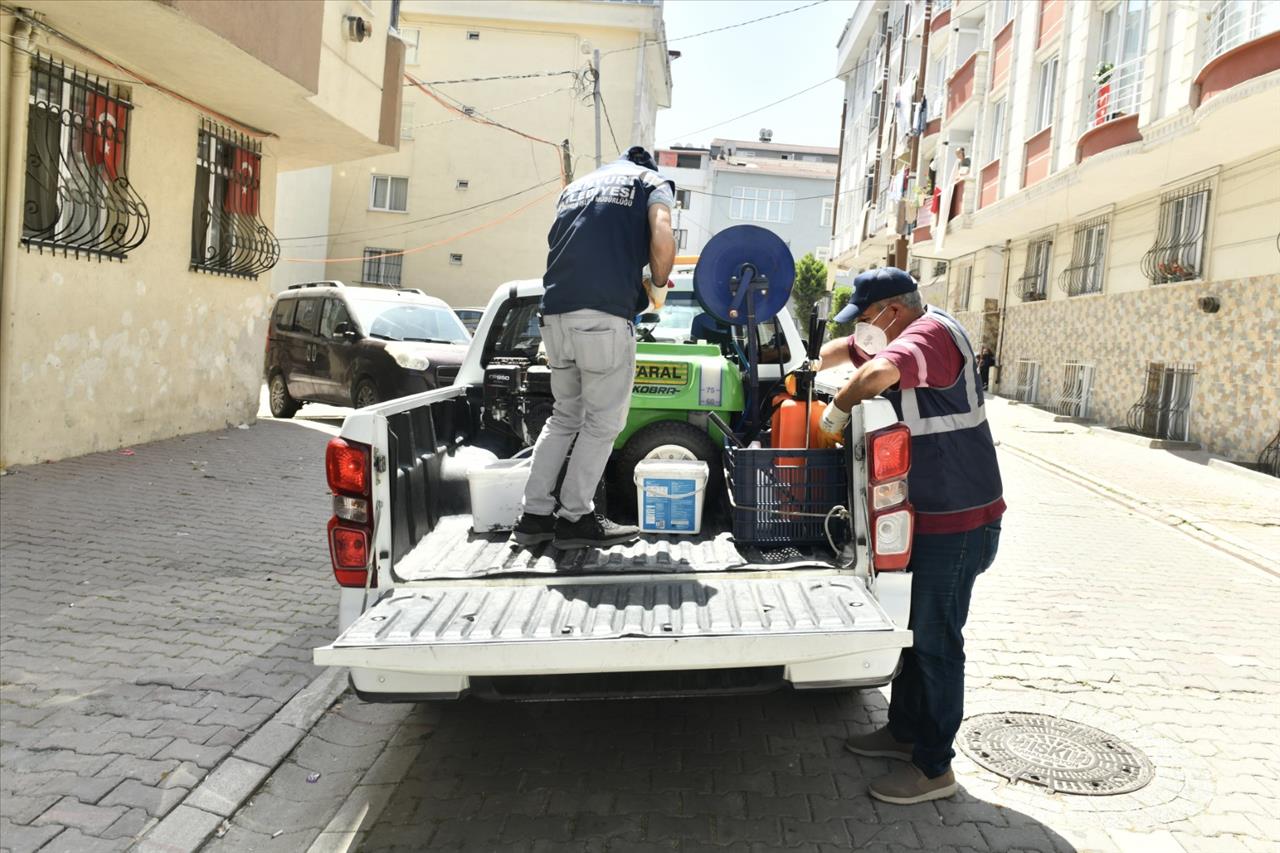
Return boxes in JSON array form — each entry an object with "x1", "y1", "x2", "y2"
[
  {"x1": 1014, "y1": 359, "x2": 1040, "y2": 403},
  {"x1": 1019, "y1": 236, "x2": 1052, "y2": 301},
  {"x1": 953, "y1": 264, "x2": 973, "y2": 312},
  {"x1": 370, "y1": 175, "x2": 409, "y2": 212},
  {"x1": 1259, "y1": 426, "x2": 1280, "y2": 478},
  {"x1": 189, "y1": 118, "x2": 278, "y2": 279},
  {"x1": 1126, "y1": 363, "x2": 1196, "y2": 441},
  {"x1": 1141, "y1": 181, "x2": 1210, "y2": 284},
  {"x1": 22, "y1": 54, "x2": 150, "y2": 261},
  {"x1": 361, "y1": 248, "x2": 402, "y2": 286},
  {"x1": 1055, "y1": 361, "x2": 1094, "y2": 418},
  {"x1": 1059, "y1": 216, "x2": 1108, "y2": 296}
]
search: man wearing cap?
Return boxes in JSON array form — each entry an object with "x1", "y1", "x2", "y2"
[
  {"x1": 816, "y1": 267, "x2": 1005, "y2": 805},
  {"x1": 512, "y1": 147, "x2": 676, "y2": 550}
]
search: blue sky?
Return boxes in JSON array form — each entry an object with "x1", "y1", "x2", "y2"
[{"x1": 653, "y1": 0, "x2": 857, "y2": 150}]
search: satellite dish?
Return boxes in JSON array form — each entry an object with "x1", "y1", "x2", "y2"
[{"x1": 693, "y1": 225, "x2": 795, "y2": 326}]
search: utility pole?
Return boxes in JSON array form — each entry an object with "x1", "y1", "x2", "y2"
[
  {"x1": 561, "y1": 139, "x2": 574, "y2": 184},
  {"x1": 895, "y1": 0, "x2": 932, "y2": 270},
  {"x1": 592, "y1": 49, "x2": 602, "y2": 169}
]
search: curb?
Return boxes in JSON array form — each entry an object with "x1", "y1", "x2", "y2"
[
  {"x1": 1206, "y1": 456, "x2": 1280, "y2": 487},
  {"x1": 1000, "y1": 442, "x2": 1280, "y2": 579},
  {"x1": 132, "y1": 667, "x2": 348, "y2": 853}
]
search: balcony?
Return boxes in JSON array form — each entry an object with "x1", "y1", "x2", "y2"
[
  {"x1": 1036, "y1": 0, "x2": 1065, "y2": 49},
  {"x1": 1077, "y1": 57, "x2": 1145, "y2": 163},
  {"x1": 1022, "y1": 127, "x2": 1053, "y2": 188},
  {"x1": 978, "y1": 160, "x2": 1000, "y2": 208},
  {"x1": 946, "y1": 51, "x2": 989, "y2": 131},
  {"x1": 990, "y1": 20, "x2": 1014, "y2": 91},
  {"x1": 1193, "y1": 0, "x2": 1280, "y2": 108},
  {"x1": 931, "y1": 0, "x2": 953, "y2": 34}
]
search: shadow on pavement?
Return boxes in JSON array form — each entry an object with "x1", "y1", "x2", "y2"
[{"x1": 358, "y1": 689, "x2": 1076, "y2": 852}]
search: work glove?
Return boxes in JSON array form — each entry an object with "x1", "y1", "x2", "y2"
[{"x1": 819, "y1": 402, "x2": 851, "y2": 438}]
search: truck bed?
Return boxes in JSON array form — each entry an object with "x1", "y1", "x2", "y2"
[{"x1": 391, "y1": 515, "x2": 839, "y2": 582}]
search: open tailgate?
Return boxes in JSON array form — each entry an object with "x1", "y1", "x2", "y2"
[{"x1": 314, "y1": 573, "x2": 911, "y2": 674}]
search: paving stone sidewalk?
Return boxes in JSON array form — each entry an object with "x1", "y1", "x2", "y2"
[
  {"x1": 201, "y1": 437, "x2": 1280, "y2": 852},
  {"x1": 985, "y1": 396, "x2": 1280, "y2": 569},
  {"x1": 0, "y1": 418, "x2": 341, "y2": 852}
]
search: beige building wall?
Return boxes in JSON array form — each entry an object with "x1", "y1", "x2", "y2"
[
  {"x1": 319, "y1": 0, "x2": 670, "y2": 309},
  {"x1": 0, "y1": 2, "x2": 401, "y2": 467}
]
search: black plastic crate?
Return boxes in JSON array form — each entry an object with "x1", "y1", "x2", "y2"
[{"x1": 725, "y1": 446, "x2": 849, "y2": 545}]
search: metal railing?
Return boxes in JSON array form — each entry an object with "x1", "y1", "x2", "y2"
[
  {"x1": 1259, "y1": 426, "x2": 1280, "y2": 478},
  {"x1": 1014, "y1": 359, "x2": 1040, "y2": 404},
  {"x1": 1126, "y1": 363, "x2": 1196, "y2": 442},
  {"x1": 1059, "y1": 217, "x2": 1108, "y2": 296},
  {"x1": 22, "y1": 54, "x2": 150, "y2": 261},
  {"x1": 189, "y1": 118, "x2": 279, "y2": 280},
  {"x1": 1087, "y1": 55, "x2": 1144, "y2": 129},
  {"x1": 1141, "y1": 181, "x2": 1210, "y2": 284},
  {"x1": 1055, "y1": 362, "x2": 1095, "y2": 419},
  {"x1": 1204, "y1": 0, "x2": 1280, "y2": 65}
]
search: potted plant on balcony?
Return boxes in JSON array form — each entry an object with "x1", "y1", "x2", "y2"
[{"x1": 1093, "y1": 62, "x2": 1116, "y2": 126}]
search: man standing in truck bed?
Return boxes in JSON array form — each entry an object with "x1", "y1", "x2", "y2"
[
  {"x1": 817, "y1": 268, "x2": 1005, "y2": 805},
  {"x1": 513, "y1": 147, "x2": 676, "y2": 550}
]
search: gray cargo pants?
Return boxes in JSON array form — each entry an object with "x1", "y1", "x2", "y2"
[{"x1": 522, "y1": 309, "x2": 635, "y2": 521}]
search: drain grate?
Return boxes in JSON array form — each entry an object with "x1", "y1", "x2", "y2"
[{"x1": 958, "y1": 712, "x2": 1154, "y2": 796}]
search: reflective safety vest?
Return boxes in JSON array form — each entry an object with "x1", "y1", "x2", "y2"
[{"x1": 881, "y1": 307, "x2": 1004, "y2": 529}]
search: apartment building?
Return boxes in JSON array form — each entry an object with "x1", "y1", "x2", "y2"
[
  {"x1": 0, "y1": 0, "x2": 403, "y2": 467},
  {"x1": 300, "y1": 0, "x2": 672, "y2": 308},
  {"x1": 832, "y1": 0, "x2": 1280, "y2": 463},
  {"x1": 706, "y1": 136, "x2": 838, "y2": 263},
  {"x1": 657, "y1": 145, "x2": 712, "y2": 255}
]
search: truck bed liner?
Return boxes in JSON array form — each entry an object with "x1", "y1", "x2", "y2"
[{"x1": 393, "y1": 515, "x2": 836, "y2": 582}]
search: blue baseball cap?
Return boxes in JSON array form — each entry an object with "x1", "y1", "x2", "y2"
[{"x1": 833, "y1": 267, "x2": 918, "y2": 324}]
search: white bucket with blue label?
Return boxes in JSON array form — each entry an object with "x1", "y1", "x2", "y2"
[{"x1": 633, "y1": 459, "x2": 709, "y2": 536}]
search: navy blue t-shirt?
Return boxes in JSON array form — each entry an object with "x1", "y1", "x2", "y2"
[{"x1": 541, "y1": 159, "x2": 674, "y2": 320}]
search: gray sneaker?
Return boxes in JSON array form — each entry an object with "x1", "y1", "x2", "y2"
[
  {"x1": 868, "y1": 764, "x2": 958, "y2": 804},
  {"x1": 844, "y1": 726, "x2": 914, "y2": 761}
]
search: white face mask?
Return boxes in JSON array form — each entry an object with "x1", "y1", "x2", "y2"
[{"x1": 854, "y1": 305, "x2": 893, "y2": 354}]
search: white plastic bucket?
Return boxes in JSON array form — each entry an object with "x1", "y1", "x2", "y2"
[
  {"x1": 633, "y1": 459, "x2": 709, "y2": 536},
  {"x1": 468, "y1": 449, "x2": 533, "y2": 533}
]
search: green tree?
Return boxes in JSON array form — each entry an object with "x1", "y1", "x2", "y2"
[
  {"x1": 828, "y1": 286, "x2": 855, "y2": 340},
  {"x1": 789, "y1": 253, "x2": 829, "y2": 329}
]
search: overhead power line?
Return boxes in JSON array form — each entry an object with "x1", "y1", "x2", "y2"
[
  {"x1": 407, "y1": 69, "x2": 579, "y2": 86},
  {"x1": 602, "y1": 0, "x2": 830, "y2": 57},
  {"x1": 661, "y1": 77, "x2": 836, "y2": 144}
]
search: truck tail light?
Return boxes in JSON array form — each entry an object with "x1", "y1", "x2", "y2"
[
  {"x1": 868, "y1": 424, "x2": 914, "y2": 571},
  {"x1": 325, "y1": 438, "x2": 375, "y2": 588}
]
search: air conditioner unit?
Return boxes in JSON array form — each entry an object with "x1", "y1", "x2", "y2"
[{"x1": 345, "y1": 15, "x2": 371, "y2": 43}]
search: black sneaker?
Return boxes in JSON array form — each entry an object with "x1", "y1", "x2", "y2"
[
  {"x1": 553, "y1": 513, "x2": 640, "y2": 549},
  {"x1": 511, "y1": 512, "x2": 556, "y2": 546}
]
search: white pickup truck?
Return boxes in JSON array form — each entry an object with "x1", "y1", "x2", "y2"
[{"x1": 313, "y1": 280, "x2": 915, "y2": 701}]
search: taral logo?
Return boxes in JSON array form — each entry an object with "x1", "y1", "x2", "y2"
[{"x1": 634, "y1": 361, "x2": 689, "y2": 387}]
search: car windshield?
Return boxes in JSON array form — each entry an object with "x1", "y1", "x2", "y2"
[
  {"x1": 648, "y1": 293, "x2": 704, "y2": 342},
  {"x1": 349, "y1": 300, "x2": 470, "y2": 343}
]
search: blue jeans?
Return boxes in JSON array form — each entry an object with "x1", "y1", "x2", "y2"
[{"x1": 888, "y1": 521, "x2": 1001, "y2": 778}]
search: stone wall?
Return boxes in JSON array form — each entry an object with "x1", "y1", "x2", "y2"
[{"x1": 994, "y1": 274, "x2": 1280, "y2": 461}]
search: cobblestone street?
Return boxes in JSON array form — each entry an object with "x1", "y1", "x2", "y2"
[{"x1": 2, "y1": 399, "x2": 1278, "y2": 853}]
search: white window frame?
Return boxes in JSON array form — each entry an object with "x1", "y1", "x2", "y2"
[
  {"x1": 399, "y1": 27, "x2": 421, "y2": 65},
  {"x1": 985, "y1": 99, "x2": 1006, "y2": 164},
  {"x1": 361, "y1": 247, "x2": 402, "y2": 286},
  {"x1": 954, "y1": 264, "x2": 974, "y2": 311},
  {"x1": 1033, "y1": 55, "x2": 1059, "y2": 133},
  {"x1": 369, "y1": 175, "x2": 409, "y2": 213},
  {"x1": 729, "y1": 186, "x2": 796, "y2": 224},
  {"x1": 820, "y1": 197, "x2": 834, "y2": 227}
]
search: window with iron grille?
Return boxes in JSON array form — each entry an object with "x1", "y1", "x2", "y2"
[
  {"x1": 1059, "y1": 216, "x2": 1108, "y2": 296},
  {"x1": 1019, "y1": 236, "x2": 1052, "y2": 301},
  {"x1": 22, "y1": 54, "x2": 150, "y2": 261},
  {"x1": 953, "y1": 264, "x2": 973, "y2": 312},
  {"x1": 1055, "y1": 361, "x2": 1095, "y2": 419},
  {"x1": 189, "y1": 118, "x2": 279, "y2": 279},
  {"x1": 361, "y1": 248, "x2": 402, "y2": 286},
  {"x1": 1142, "y1": 181, "x2": 1210, "y2": 284},
  {"x1": 1127, "y1": 362, "x2": 1196, "y2": 441},
  {"x1": 1014, "y1": 359, "x2": 1040, "y2": 404}
]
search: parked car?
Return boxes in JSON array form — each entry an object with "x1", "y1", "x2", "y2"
[
  {"x1": 452, "y1": 306, "x2": 484, "y2": 335},
  {"x1": 264, "y1": 282, "x2": 470, "y2": 418}
]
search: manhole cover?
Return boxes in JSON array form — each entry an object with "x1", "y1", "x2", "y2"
[{"x1": 958, "y1": 712, "x2": 1154, "y2": 795}]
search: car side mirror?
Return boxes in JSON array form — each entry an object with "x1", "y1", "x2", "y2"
[
  {"x1": 638, "y1": 312, "x2": 661, "y2": 325},
  {"x1": 334, "y1": 321, "x2": 357, "y2": 340}
]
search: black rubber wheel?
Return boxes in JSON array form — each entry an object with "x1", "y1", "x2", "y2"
[
  {"x1": 354, "y1": 378, "x2": 380, "y2": 409},
  {"x1": 268, "y1": 372, "x2": 299, "y2": 419},
  {"x1": 613, "y1": 420, "x2": 724, "y2": 522}
]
